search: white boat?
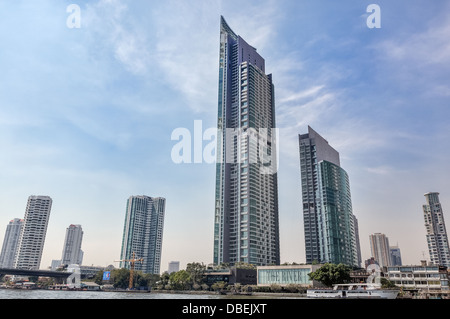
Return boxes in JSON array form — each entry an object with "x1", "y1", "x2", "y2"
[{"x1": 307, "y1": 283, "x2": 399, "y2": 299}]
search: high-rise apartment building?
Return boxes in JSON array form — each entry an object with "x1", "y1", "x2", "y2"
[
  {"x1": 369, "y1": 233, "x2": 391, "y2": 268},
  {"x1": 120, "y1": 196, "x2": 166, "y2": 274},
  {"x1": 423, "y1": 192, "x2": 450, "y2": 268},
  {"x1": 14, "y1": 196, "x2": 52, "y2": 270},
  {"x1": 0, "y1": 218, "x2": 24, "y2": 268},
  {"x1": 61, "y1": 224, "x2": 84, "y2": 266},
  {"x1": 213, "y1": 16, "x2": 280, "y2": 266},
  {"x1": 299, "y1": 126, "x2": 359, "y2": 267}
]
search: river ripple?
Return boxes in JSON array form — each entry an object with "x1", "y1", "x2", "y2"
[{"x1": 0, "y1": 289, "x2": 226, "y2": 299}]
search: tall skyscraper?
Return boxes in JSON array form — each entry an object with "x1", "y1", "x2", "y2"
[
  {"x1": 0, "y1": 218, "x2": 24, "y2": 268},
  {"x1": 299, "y1": 126, "x2": 359, "y2": 267},
  {"x1": 423, "y1": 192, "x2": 450, "y2": 267},
  {"x1": 14, "y1": 196, "x2": 52, "y2": 270},
  {"x1": 120, "y1": 196, "x2": 166, "y2": 274},
  {"x1": 213, "y1": 16, "x2": 280, "y2": 266},
  {"x1": 61, "y1": 224, "x2": 84, "y2": 266},
  {"x1": 369, "y1": 233, "x2": 391, "y2": 268}
]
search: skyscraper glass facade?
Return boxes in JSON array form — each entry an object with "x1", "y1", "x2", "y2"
[
  {"x1": 120, "y1": 196, "x2": 166, "y2": 274},
  {"x1": 214, "y1": 16, "x2": 279, "y2": 266},
  {"x1": 299, "y1": 127, "x2": 359, "y2": 267}
]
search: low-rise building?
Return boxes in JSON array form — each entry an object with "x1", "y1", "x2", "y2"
[
  {"x1": 204, "y1": 267, "x2": 257, "y2": 287},
  {"x1": 385, "y1": 262, "x2": 449, "y2": 293},
  {"x1": 256, "y1": 264, "x2": 322, "y2": 287}
]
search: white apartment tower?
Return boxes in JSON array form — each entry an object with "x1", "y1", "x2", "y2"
[
  {"x1": 423, "y1": 192, "x2": 450, "y2": 268},
  {"x1": 14, "y1": 196, "x2": 52, "y2": 270},
  {"x1": 0, "y1": 218, "x2": 24, "y2": 268},
  {"x1": 61, "y1": 224, "x2": 84, "y2": 266}
]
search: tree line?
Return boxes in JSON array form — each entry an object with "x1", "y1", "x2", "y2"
[{"x1": 91, "y1": 262, "x2": 396, "y2": 290}]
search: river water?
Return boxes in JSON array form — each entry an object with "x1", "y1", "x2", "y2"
[
  {"x1": 0, "y1": 289, "x2": 231, "y2": 299},
  {"x1": 0, "y1": 289, "x2": 305, "y2": 300}
]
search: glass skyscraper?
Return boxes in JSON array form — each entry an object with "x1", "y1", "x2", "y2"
[
  {"x1": 299, "y1": 127, "x2": 359, "y2": 267},
  {"x1": 214, "y1": 16, "x2": 280, "y2": 266},
  {"x1": 120, "y1": 196, "x2": 166, "y2": 274},
  {"x1": 423, "y1": 192, "x2": 450, "y2": 268}
]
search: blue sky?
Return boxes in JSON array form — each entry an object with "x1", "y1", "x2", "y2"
[{"x1": 0, "y1": 0, "x2": 449, "y2": 271}]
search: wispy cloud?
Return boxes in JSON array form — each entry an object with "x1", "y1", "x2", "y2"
[
  {"x1": 373, "y1": 7, "x2": 450, "y2": 99},
  {"x1": 84, "y1": 0, "x2": 152, "y2": 75},
  {"x1": 150, "y1": 0, "x2": 283, "y2": 114},
  {"x1": 150, "y1": 0, "x2": 221, "y2": 114}
]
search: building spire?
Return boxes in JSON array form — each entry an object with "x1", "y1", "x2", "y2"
[{"x1": 220, "y1": 16, "x2": 237, "y2": 40}]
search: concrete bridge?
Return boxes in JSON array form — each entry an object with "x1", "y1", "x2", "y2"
[
  {"x1": 0, "y1": 268, "x2": 72, "y2": 281},
  {"x1": 0, "y1": 266, "x2": 82, "y2": 288}
]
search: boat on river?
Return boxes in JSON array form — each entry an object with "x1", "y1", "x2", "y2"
[{"x1": 307, "y1": 283, "x2": 399, "y2": 299}]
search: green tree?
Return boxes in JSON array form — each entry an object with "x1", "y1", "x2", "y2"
[
  {"x1": 234, "y1": 262, "x2": 256, "y2": 270},
  {"x1": 112, "y1": 268, "x2": 130, "y2": 289},
  {"x1": 186, "y1": 262, "x2": 206, "y2": 286},
  {"x1": 380, "y1": 277, "x2": 397, "y2": 289},
  {"x1": 94, "y1": 270, "x2": 105, "y2": 285},
  {"x1": 157, "y1": 271, "x2": 170, "y2": 289},
  {"x1": 211, "y1": 281, "x2": 227, "y2": 292},
  {"x1": 169, "y1": 270, "x2": 191, "y2": 290},
  {"x1": 308, "y1": 263, "x2": 352, "y2": 287}
]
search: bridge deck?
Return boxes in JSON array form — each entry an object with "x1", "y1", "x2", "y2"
[{"x1": 0, "y1": 268, "x2": 71, "y2": 278}]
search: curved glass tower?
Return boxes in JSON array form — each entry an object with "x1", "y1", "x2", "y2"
[
  {"x1": 299, "y1": 127, "x2": 360, "y2": 267},
  {"x1": 214, "y1": 16, "x2": 280, "y2": 266}
]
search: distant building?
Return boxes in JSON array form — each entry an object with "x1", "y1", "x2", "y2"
[
  {"x1": 390, "y1": 246, "x2": 402, "y2": 266},
  {"x1": 168, "y1": 261, "x2": 180, "y2": 274},
  {"x1": 61, "y1": 224, "x2": 84, "y2": 266},
  {"x1": 0, "y1": 218, "x2": 24, "y2": 268},
  {"x1": 369, "y1": 233, "x2": 391, "y2": 268},
  {"x1": 120, "y1": 196, "x2": 166, "y2": 274},
  {"x1": 51, "y1": 259, "x2": 63, "y2": 271},
  {"x1": 353, "y1": 215, "x2": 362, "y2": 268},
  {"x1": 423, "y1": 192, "x2": 450, "y2": 268},
  {"x1": 15, "y1": 196, "x2": 52, "y2": 270}
]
